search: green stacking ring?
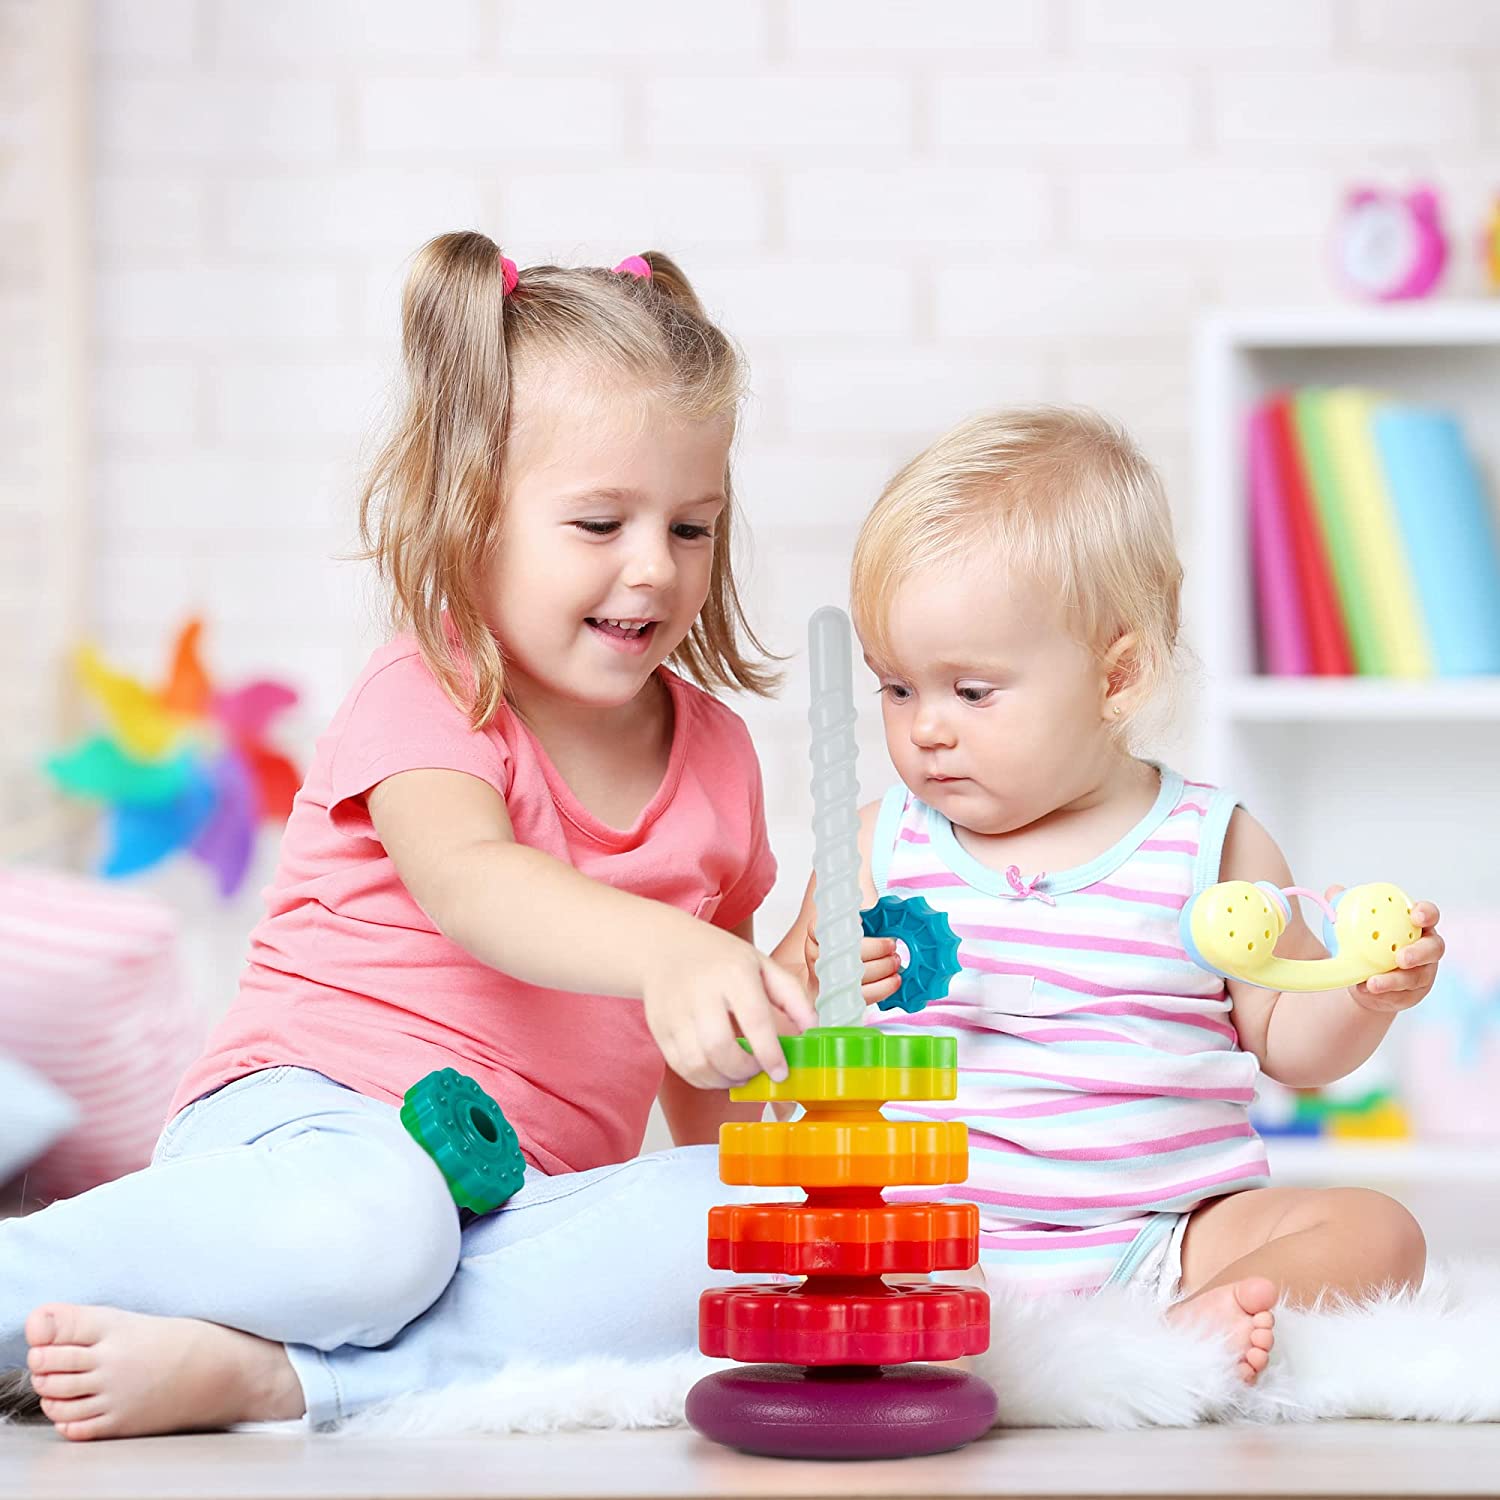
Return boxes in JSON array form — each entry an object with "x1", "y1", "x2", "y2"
[
  {"x1": 738, "y1": 1027, "x2": 957, "y2": 1073},
  {"x1": 401, "y1": 1069, "x2": 527, "y2": 1216}
]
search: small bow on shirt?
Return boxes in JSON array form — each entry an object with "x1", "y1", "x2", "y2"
[{"x1": 1004, "y1": 865, "x2": 1055, "y2": 906}]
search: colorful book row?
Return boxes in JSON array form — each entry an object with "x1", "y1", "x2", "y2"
[{"x1": 1248, "y1": 389, "x2": 1500, "y2": 677}]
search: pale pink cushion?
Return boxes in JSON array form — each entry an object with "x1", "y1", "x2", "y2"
[{"x1": 0, "y1": 866, "x2": 203, "y2": 1201}]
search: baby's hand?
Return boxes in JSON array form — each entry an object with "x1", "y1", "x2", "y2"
[
  {"x1": 1344, "y1": 892, "x2": 1445, "y2": 1014},
  {"x1": 643, "y1": 925, "x2": 817, "y2": 1090},
  {"x1": 805, "y1": 927, "x2": 903, "y2": 1009}
]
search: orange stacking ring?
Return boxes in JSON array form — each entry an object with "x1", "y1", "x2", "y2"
[
  {"x1": 707, "y1": 1198, "x2": 980, "y2": 1276},
  {"x1": 718, "y1": 1115, "x2": 968, "y2": 1188}
]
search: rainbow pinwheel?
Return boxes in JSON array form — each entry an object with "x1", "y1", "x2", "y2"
[{"x1": 45, "y1": 620, "x2": 301, "y2": 897}]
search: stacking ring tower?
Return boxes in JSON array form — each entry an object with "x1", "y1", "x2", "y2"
[{"x1": 685, "y1": 609, "x2": 996, "y2": 1460}]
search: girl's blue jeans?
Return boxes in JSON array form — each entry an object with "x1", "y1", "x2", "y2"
[{"x1": 0, "y1": 1066, "x2": 769, "y2": 1426}]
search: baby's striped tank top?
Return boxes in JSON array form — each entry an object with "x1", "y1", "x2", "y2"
[{"x1": 869, "y1": 765, "x2": 1270, "y2": 1295}]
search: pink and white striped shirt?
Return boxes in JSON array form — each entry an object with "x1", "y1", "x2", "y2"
[{"x1": 870, "y1": 765, "x2": 1269, "y2": 1295}]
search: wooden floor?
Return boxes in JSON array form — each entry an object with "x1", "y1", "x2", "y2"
[{"x1": 3, "y1": 1422, "x2": 1500, "y2": 1499}]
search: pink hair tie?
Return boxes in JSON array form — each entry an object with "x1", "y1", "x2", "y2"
[
  {"x1": 613, "y1": 255, "x2": 652, "y2": 281},
  {"x1": 499, "y1": 255, "x2": 519, "y2": 296}
]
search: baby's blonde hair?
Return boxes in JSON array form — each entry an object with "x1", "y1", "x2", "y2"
[
  {"x1": 850, "y1": 406, "x2": 1182, "y2": 716},
  {"x1": 359, "y1": 231, "x2": 776, "y2": 727}
]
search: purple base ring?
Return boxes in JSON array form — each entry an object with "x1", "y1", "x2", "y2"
[{"x1": 686, "y1": 1363, "x2": 997, "y2": 1461}]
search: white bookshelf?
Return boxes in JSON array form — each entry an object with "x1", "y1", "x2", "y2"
[
  {"x1": 1193, "y1": 304, "x2": 1500, "y2": 895},
  {"x1": 1192, "y1": 305, "x2": 1500, "y2": 1195}
]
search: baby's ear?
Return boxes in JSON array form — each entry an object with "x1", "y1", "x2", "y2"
[{"x1": 1099, "y1": 632, "x2": 1142, "y2": 717}]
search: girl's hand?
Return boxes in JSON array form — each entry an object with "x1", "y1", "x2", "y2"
[
  {"x1": 642, "y1": 926, "x2": 818, "y2": 1090},
  {"x1": 804, "y1": 928, "x2": 904, "y2": 1009},
  {"x1": 1343, "y1": 892, "x2": 1445, "y2": 1014}
]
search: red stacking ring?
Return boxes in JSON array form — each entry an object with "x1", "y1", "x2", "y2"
[{"x1": 700, "y1": 1282, "x2": 991, "y2": 1366}]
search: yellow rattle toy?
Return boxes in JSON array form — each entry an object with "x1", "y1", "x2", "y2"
[{"x1": 1180, "y1": 881, "x2": 1418, "y2": 992}]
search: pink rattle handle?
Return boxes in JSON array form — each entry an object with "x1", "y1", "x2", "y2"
[{"x1": 1277, "y1": 886, "x2": 1337, "y2": 924}]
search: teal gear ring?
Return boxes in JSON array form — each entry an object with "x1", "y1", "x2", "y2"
[
  {"x1": 861, "y1": 894, "x2": 963, "y2": 1015},
  {"x1": 401, "y1": 1068, "x2": 527, "y2": 1216}
]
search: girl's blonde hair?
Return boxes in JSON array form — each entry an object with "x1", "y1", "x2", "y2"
[
  {"x1": 850, "y1": 406, "x2": 1182, "y2": 714},
  {"x1": 359, "y1": 231, "x2": 776, "y2": 726}
]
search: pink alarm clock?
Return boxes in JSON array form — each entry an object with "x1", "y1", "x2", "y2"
[{"x1": 1334, "y1": 186, "x2": 1448, "y2": 301}]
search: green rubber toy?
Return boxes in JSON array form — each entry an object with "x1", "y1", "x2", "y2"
[{"x1": 401, "y1": 1069, "x2": 526, "y2": 1215}]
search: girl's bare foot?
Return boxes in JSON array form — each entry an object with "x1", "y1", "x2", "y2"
[
  {"x1": 1167, "y1": 1275, "x2": 1277, "y2": 1384},
  {"x1": 25, "y1": 1303, "x2": 305, "y2": 1441}
]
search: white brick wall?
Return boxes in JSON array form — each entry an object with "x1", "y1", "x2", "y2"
[
  {"x1": 497, "y1": 1, "x2": 766, "y2": 59},
  {"x1": 506, "y1": 168, "x2": 768, "y2": 247},
  {"x1": 221, "y1": 170, "x2": 485, "y2": 257},
  {"x1": 933, "y1": 259, "x2": 1203, "y2": 341},
  {"x1": 784, "y1": 166, "x2": 1053, "y2": 245},
  {"x1": 934, "y1": 70, "x2": 1196, "y2": 150},
  {"x1": 95, "y1": 0, "x2": 199, "y2": 63},
  {"x1": 358, "y1": 77, "x2": 628, "y2": 156},
  {"x1": 98, "y1": 265, "x2": 343, "y2": 341},
  {"x1": 98, "y1": 76, "x2": 342, "y2": 160},
  {"x1": 645, "y1": 75, "x2": 913, "y2": 151},
  {"x1": 95, "y1": 175, "x2": 205, "y2": 253},
  {"x1": 1068, "y1": 0, "x2": 1336, "y2": 55},
  {"x1": 1212, "y1": 69, "x2": 1480, "y2": 149},
  {"x1": 87, "y1": 0, "x2": 1500, "y2": 964},
  {"x1": 1352, "y1": 0, "x2": 1500, "y2": 55},
  {"x1": 786, "y1": 1, "x2": 1053, "y2": 56},
  {"x1": 213, "y1": 0, "x2": 485, "y2": 61}
]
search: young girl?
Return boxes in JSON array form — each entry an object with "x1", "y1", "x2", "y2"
[
  {"x1": 16, "y1": 404, "x2": 1444, "y2": 1436},
  {"x1": 5, "y1": 231, "x2": 819, "y2": 1439},
  {"x1": 784, "y1": 406, "x2": 1442, "y2": 1382}
]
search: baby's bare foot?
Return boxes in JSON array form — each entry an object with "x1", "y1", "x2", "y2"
[
  {"x1": 25, "y1": 1303, "x2": 305, "y2": 1441},
  {"x1": 1167, "y1": 1275, "x2": 1277, "y2": 1384}
]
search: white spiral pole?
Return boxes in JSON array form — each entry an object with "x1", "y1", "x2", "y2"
[{"x1": 808, "y1": 606, "x2": 864, "y2": 1028}]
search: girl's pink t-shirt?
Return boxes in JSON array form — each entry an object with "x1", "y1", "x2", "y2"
[{"x1": 169, "y1": 638, "x2": 777, "y2": 1174}]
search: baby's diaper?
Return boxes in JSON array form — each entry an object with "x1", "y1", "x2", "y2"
[{"x1": 1123, "y1": 1212, "x2": 1190, "y2": 1304}]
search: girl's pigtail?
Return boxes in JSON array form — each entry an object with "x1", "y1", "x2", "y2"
[
  {"x1": 637, "y1": 251, "x2": 709, "y2": 318},
  {"x1": 359, "y1": 231, "x2": 513, "y2": 726}
]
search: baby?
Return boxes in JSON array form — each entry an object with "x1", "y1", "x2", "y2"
[{"x1": 776, "y1": 406, "x2": 1442, "y2": 1381}]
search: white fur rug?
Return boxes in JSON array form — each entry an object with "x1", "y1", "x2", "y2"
[{"x1": 339, "y1": 1261, "x2": 1500, "y2": 1436}]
